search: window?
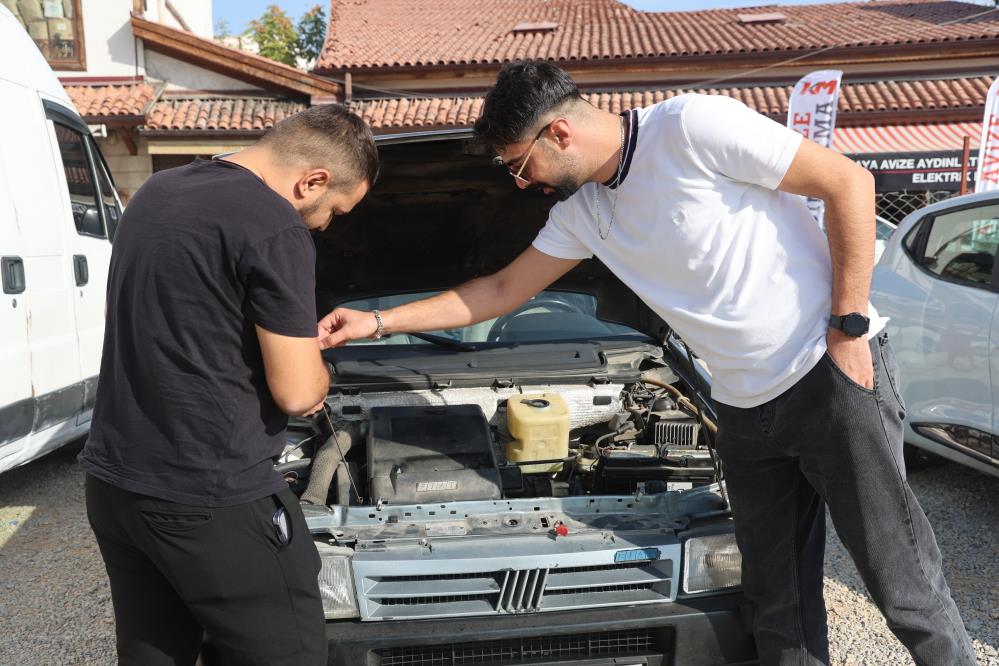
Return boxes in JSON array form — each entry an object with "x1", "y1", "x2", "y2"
[
  {"x1": 917, "y1": 204, "x2": 999, "y2": 287},
  {"x1": 9, "y1": 0, "x2": 85, "y2": 70},
  {"x1": 54, "y1": 123, "x2": 104, "y2": 238},
  {"x1": 337, "y1": 290, "x2": 647, "y2": 346}
]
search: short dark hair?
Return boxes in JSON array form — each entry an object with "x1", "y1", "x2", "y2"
[
  {"x1": 259, "y1": 104, "x2": 379, "y2": 189},
  {"x1": 474, "y1": 60, "x2": 582, "y2": 148}
]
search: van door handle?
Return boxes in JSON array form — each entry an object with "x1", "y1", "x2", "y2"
[
  {"x1": 73, "y1": 255, "x2": 89, "y2": 287},
  {"x1": 2, "y1": 256, "x2": 25, "y2": 294}
]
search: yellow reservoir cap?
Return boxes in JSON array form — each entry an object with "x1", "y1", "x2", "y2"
[{"x1": 506, "y1": 393, "x2": 570, "y2": 474}]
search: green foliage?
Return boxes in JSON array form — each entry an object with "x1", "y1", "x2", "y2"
[
  {"x1": 248, "y1": 5, "x2": 299, "y2": 66},
  {"x1": 297, "y1": 4, "x2": 327, "y2": 65}
]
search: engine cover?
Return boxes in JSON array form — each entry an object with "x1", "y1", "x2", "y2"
[{"x1": 367, "y1": 405, "x2": 502, "y2": 504}]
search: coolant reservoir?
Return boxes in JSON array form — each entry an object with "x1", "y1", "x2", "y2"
[{"x1": 506, "y1": 393, "x2": 570, "y2": 473}]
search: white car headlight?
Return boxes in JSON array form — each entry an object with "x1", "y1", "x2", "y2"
[
  {"x1": 316, "y1": 542, "x2": 360, "y2": 619},
  {"x1": 682, "y1": 533, "x2": 742, "y2": 594}
]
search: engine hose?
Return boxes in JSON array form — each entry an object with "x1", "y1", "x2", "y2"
[
  {"x1": 640, "y1": 378, "x2": 718, "y2": 434},
  {"x1": 301, "y1": 429, "x2": 354, "y2": 506}
]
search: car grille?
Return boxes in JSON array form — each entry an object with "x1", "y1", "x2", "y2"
[
  {"x1": 376, "y1": 628, "x2": 663, "y2": 666},
  {"x1": 354, "y1": 547, "x2": 679, "y2": 621}
]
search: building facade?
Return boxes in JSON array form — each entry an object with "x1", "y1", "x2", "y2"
[{"x1": 18, "y1": 0, "x2": 339, "y2": 199}]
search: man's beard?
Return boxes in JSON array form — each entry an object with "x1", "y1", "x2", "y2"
[
  {"x1": 531, "y1": 176, "x2": 582, "y2": 202},
  {"x1": 301, "y1": 191, "x2": 335, "y2": 228}
]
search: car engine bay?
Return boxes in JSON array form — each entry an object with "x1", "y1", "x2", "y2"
[{"x1": 279, "y1": 368, "x2": 720, "y2": 511}]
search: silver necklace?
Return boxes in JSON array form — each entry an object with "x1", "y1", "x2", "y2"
[{"x1": 595, "y1": 116, "x2": 627, "y2": 241}]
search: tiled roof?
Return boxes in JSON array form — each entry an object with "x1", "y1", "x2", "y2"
[
  {"x1": 143, "y1": 97, "x2": 307, "y2": 132},
  {"x1": 316, "y1": 0, "x2": 999, "y2": 70},
  {"x1": 349, "y1": 76, "x2": 993, "y2": 131},
  {"x1": 64, "y1": 82, "x2": 158, "y2": 120}
]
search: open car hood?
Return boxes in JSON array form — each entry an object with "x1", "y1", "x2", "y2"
[{"x1": 314, "y1": 130, "x2": 670, "y2": 342}]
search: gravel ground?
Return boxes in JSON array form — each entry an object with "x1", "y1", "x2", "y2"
[{"x1": 1, "y1": 439, "x2": 996, "y2": 665}]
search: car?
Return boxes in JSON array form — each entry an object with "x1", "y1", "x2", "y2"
[
  {"x1": 871, "y1": 190, "x2": 999, "y2": 479},
  {"x1": 0, "y1": 5, "x2": 120, "y2": 474},
  {"x1": 875, "y1": 215, "x2": 896, "y2": 263},
  {"x1": 268, "y1": 129, "x2": 757, "y2": 665}
]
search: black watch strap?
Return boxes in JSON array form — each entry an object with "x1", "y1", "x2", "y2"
[{"x1": 829, "y1": 312, "x2": 870, "y2": 337}]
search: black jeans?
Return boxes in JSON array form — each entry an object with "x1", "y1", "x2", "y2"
[
  {"x1": 714, "y1": 332, "x2": 975, "y2": 666},
  {"x1": 85, "y1": 474, "x2": 327, "y2": 666}
]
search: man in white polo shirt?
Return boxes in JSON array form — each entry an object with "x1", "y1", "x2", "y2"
[{"x1": 317, "y1": 62, "x2": 975, "y2": 665}]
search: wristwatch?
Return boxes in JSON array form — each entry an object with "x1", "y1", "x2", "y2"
[
  {"x1": 829, "y1": 312, "x2": 870, "y2": 337},
  {"x1": 371, "y1": 309, "x2": 385, "y2": 339}
]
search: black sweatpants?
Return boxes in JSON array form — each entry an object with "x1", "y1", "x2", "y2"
[{"x1": 85, "y1": 474, "x2": 327, "y2": 666}]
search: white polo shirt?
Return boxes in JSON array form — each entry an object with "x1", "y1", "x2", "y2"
[{"x1": 533, "y1": 93, "x2": 884, "y2": 408}]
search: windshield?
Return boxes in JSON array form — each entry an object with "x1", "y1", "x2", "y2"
[{"x1": 338, "y1": 290, "x2": 648, "y2": 346}]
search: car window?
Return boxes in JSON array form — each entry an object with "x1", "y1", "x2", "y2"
[
  {"x1": 875, "y1": 219, "x2": 895, "y2": 241},
  {"x1": 54, "y1": 123, "x2": 104, "y2": 238},
  {"x1": 919, "y1": 204, "x2": 999, "y2": 287},
  {"x1": 337, "y1": 290, "x2": 648, "y2": 345}
]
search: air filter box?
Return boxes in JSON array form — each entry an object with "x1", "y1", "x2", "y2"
[{"x1": 367, "y1": 405, "x2": 501, "y2": 504}]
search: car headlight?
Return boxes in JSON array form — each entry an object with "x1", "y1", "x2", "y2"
[
  {"x1": 316, "y1": 542, "x2": 360, "y2": 619},
  {"x1": 682, "y1": 533, "x2": 742, "y2": 594}
]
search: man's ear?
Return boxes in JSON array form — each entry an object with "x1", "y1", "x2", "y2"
[
  {"x1": 549, "y1": 117, "x2": 572, "y2": 149},
  {"x1": 295, "y1": 169, "x2": 332, "y2": 198}
]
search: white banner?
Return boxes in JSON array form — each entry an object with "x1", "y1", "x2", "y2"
[
  {"x1": 974, "y1": 76, "x2": 999, "y2": 193},
  {"x1": 787, "y1": 70, "x2": 843, "y2": 227}
]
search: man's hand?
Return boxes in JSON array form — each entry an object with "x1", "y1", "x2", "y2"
[
  {"x1": 826, "y1": 329, "x2": 874, "y2": 389},
  {"x1": 317, "y1": 308, "x2": 377, "y2": 349}
]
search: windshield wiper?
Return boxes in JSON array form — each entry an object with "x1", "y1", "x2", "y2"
[{"x1": 410, "y1": 332, "x2": 478, "y2": 352}]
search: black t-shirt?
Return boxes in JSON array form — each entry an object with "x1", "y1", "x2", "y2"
[{"x1": 79, "y1": 159, "x2": 317, "y2": 506}]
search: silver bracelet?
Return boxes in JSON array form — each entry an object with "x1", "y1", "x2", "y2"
[{"x1": 372, "y1": 309, "x2": 385, "y2": 339}]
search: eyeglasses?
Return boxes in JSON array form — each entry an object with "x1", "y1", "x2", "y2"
[{"x1": 495, "y1": 122, "x2": 552, "y2": 186}]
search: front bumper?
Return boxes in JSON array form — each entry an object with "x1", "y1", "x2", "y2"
[{"x1": 326, "y1": 591, "x2": 757, "y2": 666}]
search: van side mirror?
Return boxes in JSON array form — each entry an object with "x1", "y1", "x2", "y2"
[{"x1": 81, "y1": 206, "x2": 103, "y2": 236}]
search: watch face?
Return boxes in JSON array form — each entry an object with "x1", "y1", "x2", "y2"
[{"x1": 842, "y1": 313, "x2": 870, "y2": 337}]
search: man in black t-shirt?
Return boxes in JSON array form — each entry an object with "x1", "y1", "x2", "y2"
[{"x1": 79, "y1": 105, "x2": 378, "y2": 665}]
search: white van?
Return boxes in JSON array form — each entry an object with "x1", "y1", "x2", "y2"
[{"x1": 0, "y1": 5, "x2": 120, "y2": 473}]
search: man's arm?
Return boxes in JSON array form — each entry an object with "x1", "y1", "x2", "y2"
[
  {"x1": 257, "y1": 325, "x2": 330, "y2": 415},
  {"x1": 777, "y1": 138, "x2": 877, "y2": 388},
  {"x1": 318, "y1": 247, "x2": 580, "y2": 348}
]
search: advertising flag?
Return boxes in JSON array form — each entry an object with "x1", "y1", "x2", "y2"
[
  {"x1": 974, "y1": 76, "x2": 999, "y2": 193},
  {"x1": 787, "y1": 70, "x2": 844, "y2": 227}
]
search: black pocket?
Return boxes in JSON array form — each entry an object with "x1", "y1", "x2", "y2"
[
  {"x1": 140, "y1": 509, "x2": 212, "y2": 533},
  {"x1": 823, "y1": 350, "x2": 876, "y2": 395},
  {"x1": 259, "y1": 493, "x2": 295, "y2": 552}
]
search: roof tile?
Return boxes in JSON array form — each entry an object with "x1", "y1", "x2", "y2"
[
  {"x1": 317, "y1": 0, "x2": 999, "y2": 70},
  {"x1": 64, "y1": 82, "x2": 157, "y2": 119},
  {"x1": 142, "y1": 97, "x2": 307, "y2": 131},
  {"x1": 348, "y1": 76, "x2": 992, "y2": 131}
]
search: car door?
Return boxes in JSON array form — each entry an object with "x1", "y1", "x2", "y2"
[
  {"x1": 0, "y1": 124, "x2": 33, "y2": 452},
  {"x1": 0, "y1": 81, "x2": 83, "y2": 441},
  {"x1": 888, "y1": 199, "x2": 999, "y2": 462},
  {"x1": 44, "y1": 104, "x2": 117, "y2": 424}
]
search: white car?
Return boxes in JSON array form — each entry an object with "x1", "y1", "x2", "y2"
[
  {"x1": 0, "y1": 6, "x2": 119, "y2": 474},
  {"x1": 871, "y1": 191, "x2": 999, "y2": 478},
  {"x1": 875, "y1": 215, "x2": 896, "y2": 263}
]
